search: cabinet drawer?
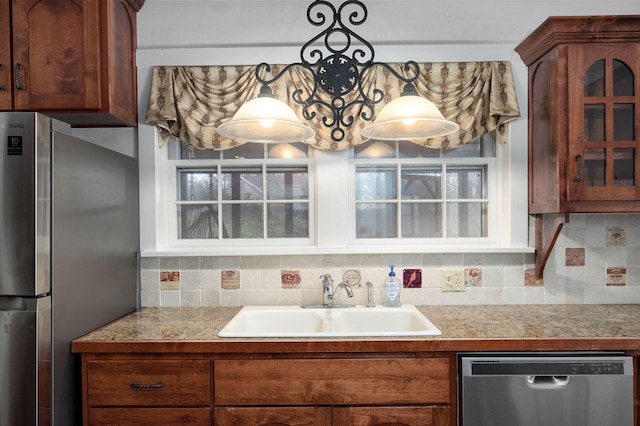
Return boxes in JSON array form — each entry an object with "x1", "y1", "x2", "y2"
[
  {"x1": 215, "y1": 357, "x2": 449, "y2": 406},
  {"x1": 86, "y1": 360, "x2": 211, "y2": 407},
  {"x1": 333, "y1": 406, "x2": 450, "y2": 426},
  {"x1": 214, "y1": 406, "x2": 331, "y2": 425},
  {"x1": 88, "y1": 408, "x2": 211, "y2": 425}
]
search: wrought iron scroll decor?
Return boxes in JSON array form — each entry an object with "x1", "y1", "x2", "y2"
[{"x1": 254, "y1": 0, "x2": 422, "y2": 142}]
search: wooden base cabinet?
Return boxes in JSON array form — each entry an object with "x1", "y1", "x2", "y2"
[
  {"x1": 213, "y1": 357, "x2": 453, "y2": 426},
  {"x1": 81, "y1": 354, "x2": 455, "y2": 426}
]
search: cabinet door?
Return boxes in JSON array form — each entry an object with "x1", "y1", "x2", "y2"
[
  {"x1": 333, "y1": 406, "x2": 450, "y2": 426},
  {"x1": 0, "y1": 1, "x2": 11, "y2": 109},
  {"x1": 567, "y1": 43, "x2": 640, "y2": 203},
  {"x1": 11, "y1": 0, "x2": 101, "y2": 110},
  {"x1": 214, "y1": 406, "x2": 331, "y2": 426}
]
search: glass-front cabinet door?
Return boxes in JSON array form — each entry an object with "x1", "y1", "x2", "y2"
[{"x1": 568, "y1": 43, "x2": 640, "y2": 202}]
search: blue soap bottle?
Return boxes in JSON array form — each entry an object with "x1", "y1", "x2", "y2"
[{"x1": 383, "y1": 265, "x2": 401, "y2": 307}]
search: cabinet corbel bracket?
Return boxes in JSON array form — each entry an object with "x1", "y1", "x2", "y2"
[{"x1": 534, "y1": 213, "x2": 569, "y2": 281}]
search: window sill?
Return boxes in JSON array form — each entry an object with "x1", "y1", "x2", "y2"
[{"x1": 141, "y1": 245, "x2": 535, "y2": 257}]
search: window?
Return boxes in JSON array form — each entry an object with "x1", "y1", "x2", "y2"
[
  {"x1": 352, "y1": 137, "x2": 495, "y2": 244},
  {"x1": 166, "y1": 142, "x2": 313, "y2": 248},
  {"x1": 161, "y1": 134, "x2": 498, "y2": 253}
]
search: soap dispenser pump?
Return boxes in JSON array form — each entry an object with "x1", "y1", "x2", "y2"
[{"x1": 383, "y1": 265, "x2": 401, "y2": 307}]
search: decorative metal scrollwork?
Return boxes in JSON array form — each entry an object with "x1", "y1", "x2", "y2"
[{"x1": 255, "y1": 0, "x2": 421, "y2": 142}]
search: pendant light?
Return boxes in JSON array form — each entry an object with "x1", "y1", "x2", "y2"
[
  {"x1": 216, "y1": 85, "x2": 315, "y2": 142},
  {"x1": 217, "y1": 0, "x2": 459, "y2": 143},
  {"x1": 360, "y1": 83, "x2": 459, "y2": 140}
]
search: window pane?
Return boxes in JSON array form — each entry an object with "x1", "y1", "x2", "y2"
[
  {"x1": 446, "y1": 166, "x2": 486, "y2": 199},
  {"x1": 221, "y1": 167, "x2": 263, "y2": 200},
  {"x1": 356, "y1": 203, "x2": 397, "y2": 238},
  {"x1": 401, "y1": 166, "x2": 442, "y2": 200},
  {"x1": 401, "y1": 202, "x2": 442, "y2": 237},
  {"x1": 443, "y1": 139, "x2": 484, "y2": 158},
  {"x1": 446, "y1": 202, "x2": 487, "y2": 237},
  {"x1": 178, "y1": 204, "x2": 219, "y2": 239},
  {"x1": 222, "y1": 204, "x2": 263, "y2": 238},
  {"x1": 267, "y1": 167, "x2": 308, "y2": 200},
  {"x1": 398, "y1": 141, "x2": 440, "y2": 158},
  {"x1": 584, "y1": 60, "x2": 605, "y2": 97},
  {"x1": 220, "y1": 143, "x2": 265, "y2": 159},
  {"x1": 180, "y1": 143, "x2": 220, "y2": 160},
  {"x1": 584, "y1": 149, "x2": 606, "y2": 186},
  {"x1": 613, "y1": 60, "x2": 634, "y2": 97},
  {"x1": 355, "y1": 140, "x2": 396, "y2": 158},
  {"x1": 267, "y1": 203, "x2": 309, "y2": 237},
  {"x1": 267, "y1": 143, "x2": 308, "y2": 159},
  {"x1": 613, "y1": 104, "x2": 634, "y2": 141},
  {"x1": 178, "y1": 170, "x2": 217, "y2": 201},
  {"x1": 355, "y1": 166, "x2": 397, "y2": 200},
  {"x1": 584, "y1": 104, "x2": 605, "y2": 142},
  {"x1": 614, "y1": 148, "x2": 635, "y2": 186}
]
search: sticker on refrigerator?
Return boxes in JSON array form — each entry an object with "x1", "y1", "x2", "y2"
[{"x1": 7, "y1": 136, "x2": 23, "y2": 155}]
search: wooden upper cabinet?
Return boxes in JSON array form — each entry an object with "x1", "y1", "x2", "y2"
[
  {"x1": 2, "y1": 0, "x2": 143, "y2": 127},
  {"x1": 516, "y1": 16, "x2": 640, "y2": 213},
  {"x1": 0, "y1": 2, "x2": 11, "y2": 110}
]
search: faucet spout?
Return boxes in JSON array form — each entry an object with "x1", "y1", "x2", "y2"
[
  {"x1": 339, "y1": 282, "x2": 354, "y2": 298},
  {"x1": 319, "y1": 274, "x2": 354, "y2": 307}
]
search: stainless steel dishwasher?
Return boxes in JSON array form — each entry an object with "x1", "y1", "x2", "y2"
[{"x1": 459, "y1": 353, "x2": 634, "y2": 426}]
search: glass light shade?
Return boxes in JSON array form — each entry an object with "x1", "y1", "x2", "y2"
[
  {"x1": 217, "y1": 96, "x2": 315, "y2": 143},
  {"x1": 360, "y1": 95, "x2": 459, "y2": 140}
]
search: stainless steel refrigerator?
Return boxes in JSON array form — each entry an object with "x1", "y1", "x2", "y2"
[{"x1": 0, "y1": 112, "x2": 139, "y2": 425}]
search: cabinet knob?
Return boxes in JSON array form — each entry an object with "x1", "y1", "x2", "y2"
[
  {"x1": 15, "y1": 63, "x2": 23, "y2": 91},
  {"x1": 130, "y1": 381, "x2": 165, "y2": 389},
  {"x1": 0, "y1": 64, "x2": 4, "y2": 90}
]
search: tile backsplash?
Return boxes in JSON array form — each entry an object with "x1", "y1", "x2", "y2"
[{"x1": 140, "y1": 213, "x2": 640, "y2": 307}]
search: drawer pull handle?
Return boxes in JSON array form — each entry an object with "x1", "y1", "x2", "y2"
[{"x1": 130, "y1": 381, "x2": 164, "y2": 389}]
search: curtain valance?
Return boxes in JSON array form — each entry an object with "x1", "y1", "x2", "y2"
[{"x1": 144, "y1": 61, "x2": 520, "y2": 151}]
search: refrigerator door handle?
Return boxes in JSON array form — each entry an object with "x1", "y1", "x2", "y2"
[{"x1": 130, "y1": 381, "x2": 165, "y2": 389}]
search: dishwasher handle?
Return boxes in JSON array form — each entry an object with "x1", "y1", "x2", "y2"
[{"x1": 526, "y1": 375, "x2": 570, "y2": 390}]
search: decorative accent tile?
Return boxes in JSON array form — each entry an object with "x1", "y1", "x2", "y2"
[
  {"x1": 281, "y1": 269, "x2": 301, "y2": 289},
  {"x1": 606, "y1": 267, "x2": 627, "y2": 286},
  {"x1": 606, "y1": 226, "x2": 626, "y2": 246},
  {"x1": 402, "y1": 268, "x2": 422, "y2": 288},
  {"x1": 524, "y1": 268, "x2": 543, "y2": 286},
  {"x1": 160, "y1": 271, "x2": 180, "y2": 290},
  {"x1": 565, "y1": 247, "x2": 585, "y2": 266},
  {"x1": 342, "y1": 269, "x2": 361, "y2": 287},
  {"x1": 465, "y1": 268, "x2": 482, "y2": 287},
  {"x1": 221, "y1": 270, "x2": 240, "y2": 289}
]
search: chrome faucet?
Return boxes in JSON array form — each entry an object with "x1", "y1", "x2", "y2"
[{"x1": 320, "y1": 274, "x2": 354, "y2": 307}]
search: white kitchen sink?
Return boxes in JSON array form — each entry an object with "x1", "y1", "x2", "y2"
[{"x1": 218, "y1": 304, "x2": 441, "y2": 337}]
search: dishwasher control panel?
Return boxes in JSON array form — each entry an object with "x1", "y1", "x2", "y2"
[{"x1": 469, "y1": 360, "x2": 628, "y2": 375}]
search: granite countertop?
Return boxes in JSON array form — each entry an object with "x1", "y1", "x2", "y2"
[{"x1": 71, "y1": 304, "x2": 640, "y2": 354}]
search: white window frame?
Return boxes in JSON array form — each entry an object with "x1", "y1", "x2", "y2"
[
  {"x1": 348, "y1": 152, "x2": 497, "y2": 247},
  {"x1": 166, "y1": 153, "x2": 316, "y2": 249},
  {"x1": 137, "y1": 44, "x2": 532, "y2": 257}
]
